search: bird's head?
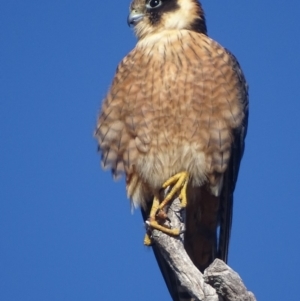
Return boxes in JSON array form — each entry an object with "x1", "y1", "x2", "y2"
[{"x1": 127, "y1": 0, "x2": 207, "y2": 40}]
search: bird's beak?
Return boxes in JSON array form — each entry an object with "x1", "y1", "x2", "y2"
[{"x1": 127, "y1": 10, "x2": 144, "y2": 27}]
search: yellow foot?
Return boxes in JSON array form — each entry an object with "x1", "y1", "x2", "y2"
[
  {"x1": 144, "y1": 196, "x2": 160, "y2": 246},
  {"x1": 160, "y1": 171, "x2": 189, "y2": 209},
  {"x1": 144, "y1": 220, "x2": 181, "y2": 246},
  {"x1": 144, "y1": 233, "x2": 152, "y2": 246},
  {"x1": 143, "y1": 172, "x2": 189, "y2": 245}
]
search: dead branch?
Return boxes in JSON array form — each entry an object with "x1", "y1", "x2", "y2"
[
  {"x1": 204, "y1": 260, "x2": 256, "y2": 301},
  {"x1": 150, "y1": 190, "x2": 256, "y2": 301}
]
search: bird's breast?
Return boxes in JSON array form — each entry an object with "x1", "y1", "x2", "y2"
[{"x1": 97, "y1": 30, "x2": 245, "y2": 207}]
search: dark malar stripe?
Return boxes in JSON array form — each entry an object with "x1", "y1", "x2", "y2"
[{"x1": 189, "y1": 16, "x2": 207, "y2": 35}]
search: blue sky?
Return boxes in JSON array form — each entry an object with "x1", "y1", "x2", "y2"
[{"x1": 1, "y1": 1, "x2": 300, "y2": 300}]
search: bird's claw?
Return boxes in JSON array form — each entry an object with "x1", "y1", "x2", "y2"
[{"x1": 143, "y1": 172, "x2": 189, "y2": 245}]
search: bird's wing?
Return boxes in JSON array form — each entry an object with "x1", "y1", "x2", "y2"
[{"x1": 217, "y1": 50, "x2": 249, "y2": 262}]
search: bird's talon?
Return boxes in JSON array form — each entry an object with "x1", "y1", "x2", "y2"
[
  {"x1": 144, "y1": 233, "x2": 152, "y2": 246},
  {"x1": 143, "y1": 172, "x2": 189, "y2": 243},
  {"x1": 159, "y1": 172, "x2": 189, "y2": 211}
]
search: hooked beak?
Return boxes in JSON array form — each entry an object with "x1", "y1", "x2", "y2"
[{"x1": 127, "y1": 10, "x2": 144, "y2": 27}]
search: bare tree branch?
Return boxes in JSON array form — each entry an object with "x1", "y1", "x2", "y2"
[
  {"x1": 149, "y1": 189, "x2": 256, "y2": 301},
  {"x1": 204, "y1": 260, "x2": 256, "y2": 301}
]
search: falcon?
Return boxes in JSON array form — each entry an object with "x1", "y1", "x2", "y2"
[{"x1": 95, "y1": 0, "x2": 248, "y2": 299}]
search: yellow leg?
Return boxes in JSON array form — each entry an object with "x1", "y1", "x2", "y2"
[
  {"x1": 144, "y1": 172, "x2": 189, "y2": 245},
  {"x1": 149, "y1": 196, "x2": 160, "y2": 220},
  {"x1": 144, "y1": 196, "x2": 160, "y2": 246},
  {"x1": 159, "y1": 171, "x2": 189, "y2": 210},
  {"x1": 179, "y1": 175, "x2": 188, "y2": 207}
]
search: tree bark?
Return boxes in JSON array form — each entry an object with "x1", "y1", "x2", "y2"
[{"x1": 150, "y1": 190, "x2": 256, "y2": 301}]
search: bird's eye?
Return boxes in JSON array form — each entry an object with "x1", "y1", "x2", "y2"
[{"x1": 146, "y1": 0, "x2": 162, "y2": 9}]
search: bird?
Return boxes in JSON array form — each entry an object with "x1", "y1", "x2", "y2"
[{"x1": 95, "y1": 0, "x2": 248, "y2": 300}]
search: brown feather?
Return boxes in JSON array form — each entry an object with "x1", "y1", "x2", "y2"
[{"x1": 96, "y1": 31, "x2": 245, "y2": 207}]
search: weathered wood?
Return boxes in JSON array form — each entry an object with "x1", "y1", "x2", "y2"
[
  {"x1": 204, "y1": 259, "x2": 256, "y2": 301},
  {"x1": 149, "y1": 189, "x2": 256, "y2": 301}
]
